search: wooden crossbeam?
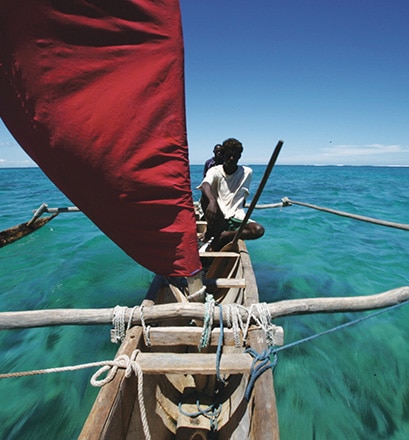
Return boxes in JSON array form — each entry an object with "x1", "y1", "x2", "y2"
[
  {"x1": 199, "y1": 251, "x2": 239, "y2": 258},
  {"x1": 148, "y1": 326, "x2": 284, "y2": 347},
  {"x1": 203, "y1": 278, "x2": 245, "y2": 288},
  {"x1": 134, "y1": 352, "x2": 252, "y2": 375},
  {"x1": 148, "y1": 326, "x2": 238, "y2": 346}
]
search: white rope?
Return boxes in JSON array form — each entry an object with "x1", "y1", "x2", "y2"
[
  {"x1": 223, "y1": 303, "x2": 277, "y2": 347},
  {"x1": 224, "y1": 304, "x2": 248, "y2": 347},
  {"x1": 0, "y1": 350, "x2": 151, "y2": 439},
  {"x1": 247, "y1": 303, "x2": 276, "y2": 347},
  {"x1": 139, "y1": 305, "x2": 151, "y2": 347},
  {"x1": 92, "y1": 350, "x2": 151, "y2": 440},
  {"x1": 111, "y1": 305, "x2": 127, "y2": 344},
  {"x1": 127, "y1": 306, "x2": 138, "y2": 331},
  {"x1": 199, "y1": 294, "x2": 215, "y2": 349},
  {"x1": 0, "y1": 360, "x2": 116, "y2": 379}
]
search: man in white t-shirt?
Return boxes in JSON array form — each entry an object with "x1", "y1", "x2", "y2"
[{"x1": 199, "y1": 138, "x2": 264, "y2": 250}]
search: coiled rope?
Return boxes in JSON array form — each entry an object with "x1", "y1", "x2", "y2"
[
  {"x1": 199, "y1": 294, "x2": 215, "y2": 350},
  {"x1": 111, "y1": 305, "x2": 143, "y2": 344}
]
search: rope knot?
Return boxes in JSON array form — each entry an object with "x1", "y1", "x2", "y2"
[
  {"x1": 124, "y1": 350, "x2": 142, "y2": 378},
  {"x1": 90, "y1": 350, "x2": 141, "y2": 386},
  {"x1": 281, "y1": 197, "x2": 291, "y2": 207}
]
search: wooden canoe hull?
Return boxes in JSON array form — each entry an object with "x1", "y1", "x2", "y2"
[{"x1": 79, "y1": 239, "x2": 279, "y2": 439}]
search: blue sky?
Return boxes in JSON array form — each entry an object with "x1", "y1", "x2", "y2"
[{"x1": 1, "y1": 0, "x2": 408, "y2": 167}]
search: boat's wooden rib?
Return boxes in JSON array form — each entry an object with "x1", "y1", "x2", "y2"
[{"x1": 79, "y1": 238, "x2": 279, "y2": 440}]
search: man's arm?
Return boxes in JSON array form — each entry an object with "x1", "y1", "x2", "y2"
[{"x1": 200, "y1": 182, "x2": 219, "y2": 222}]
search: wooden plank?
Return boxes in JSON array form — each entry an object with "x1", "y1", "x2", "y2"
[
  {"x1": 248, "y1": 329, "x2": 280, "y2": 440},
  {"x1": 239, "y1": 240, "x2": 259, "y2": 307},
  {"x1": 148, "y1": 326, "x2": 239, "y2": 346},
  {"x1": 135, "y1": 352, "x2": 252, "y2": 374},
  {"x1": 204, "y1": 278, "x2": 245, "y2": 288},
  {"x1": 238, "y1": 241, "x2": 281, "y2": 439},
  {"x1": 199, "y1": 251, "x2": 239, "y2": 257}
]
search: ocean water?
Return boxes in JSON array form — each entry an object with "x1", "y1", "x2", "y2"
[{"x1": 0, "y1": 165, "x2": 408, "y2": 439}]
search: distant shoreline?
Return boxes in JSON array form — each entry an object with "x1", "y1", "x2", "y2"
[{"x1": 1, "y1": 164, "x2": 408, "y2": 170}]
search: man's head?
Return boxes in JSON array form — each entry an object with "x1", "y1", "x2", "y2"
[
  {"x1": 213, "y1": 144, "x2": 224, "y2": 164},
  {"x1": 221, "y1": 138, "x2": 243, "y2": 173}
]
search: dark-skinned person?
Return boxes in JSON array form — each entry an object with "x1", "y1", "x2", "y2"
[
  {"x1": 198, "y1": 138, "x2": 264, "y2": 251},
  {"x1": 203, "y1": 143, "x2": 224, "y2": 177}
]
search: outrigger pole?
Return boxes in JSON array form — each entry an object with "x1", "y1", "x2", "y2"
[{"x1": 0, "y1": 286, "x2": 408, "y2": 330}]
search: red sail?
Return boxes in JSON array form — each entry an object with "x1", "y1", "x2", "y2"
[{"x1": 0, "y1": 0, "x2": 201, "y2": 277}]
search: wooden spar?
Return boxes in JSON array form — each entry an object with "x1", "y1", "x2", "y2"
[
  {"x1": 245, "y1": 202, "x2": 284, "y2": 209},
  {"x1": 283, "y1": 197, "x2": 409, "y2": 231},
  {"x1": 0, "y1": 286, "x2": 408, "y2": 330},
  {"x1": 231, "y1": 140, "x2": 284, "y2": 249},
  {"x1": 44, "y1": 206, "x2": 80, "y2": 213}
]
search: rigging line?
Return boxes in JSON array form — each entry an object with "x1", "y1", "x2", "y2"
[
  {"x1": 273, "y1": 299, "x2": 409, "y2": 355},
  {"x1": 282, "y1": 197, "x2": 409, "y2": 231}
]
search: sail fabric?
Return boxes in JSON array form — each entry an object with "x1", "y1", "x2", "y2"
[{"x1": 0, "y1": 0, "x2": 202, "y2": 277}]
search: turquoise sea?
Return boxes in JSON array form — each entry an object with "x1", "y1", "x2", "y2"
[{"x1": 0, "y1": 164, "x2": 408, "y2": 439}]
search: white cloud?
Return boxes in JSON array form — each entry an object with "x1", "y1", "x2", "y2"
[
  {"x1": 282, "y1": 143, "x2": 409, "y2": 166},
  {"x1": 323, "y1": 144, "x2": 409, "y2": 157}
]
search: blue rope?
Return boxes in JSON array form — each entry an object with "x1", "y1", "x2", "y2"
[
  {"x1": 178, "y1": 400, "x2": 222, "y2": 431},
  {"x1": 244, "y1": 299, "x2": 409, "y2": 401},
  {"x1": 244, "y1": 347, "x2": 277, "y2": 401},
  {"x1": 273, "y1": 299, "x2": 409, "y2": 355}
]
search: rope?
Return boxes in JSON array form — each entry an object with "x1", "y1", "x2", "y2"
[
  {"x1": 243, "y1": 299, "x2": 409, "y2": 401},
  {"x1": 273, "y1": 298, "x2": 409, "y2": 355},
  {"x1": 178, "y1": 401, "x2": 222, "y2": 431},
  {"x1": 0, "y1": 359, "x2": 117, "y2": 379},
  {"x1": 224, "y1": 303, "x2": 277, "y2": 347},
  {"x1": 0, "y1": 350, "x2": 151, "y2": 440},
  {"x1": 199, "y1": 294, "x2": 215, "y2": 350},
  {"x1": 225, "y1": 304, "x2": 248, "y2": 347},
  {"x1": 92, "y1": 350, "x2": 151, "y2": 440},
  {"x1": 139, "y1": 305, "x2": 151, "y2": 347},
  {"x1": 253, "y1": 303, "x2": 276, "y2": 347},
  {"x1": 127, "y1": 306, "x2": 138, "y2": 331},
  {"x1": 111, "y1": 305, "x2": 127, "y2": 344},
  {"x1": 244, "y1": 347, "x2": 277, "y2": 401}
]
